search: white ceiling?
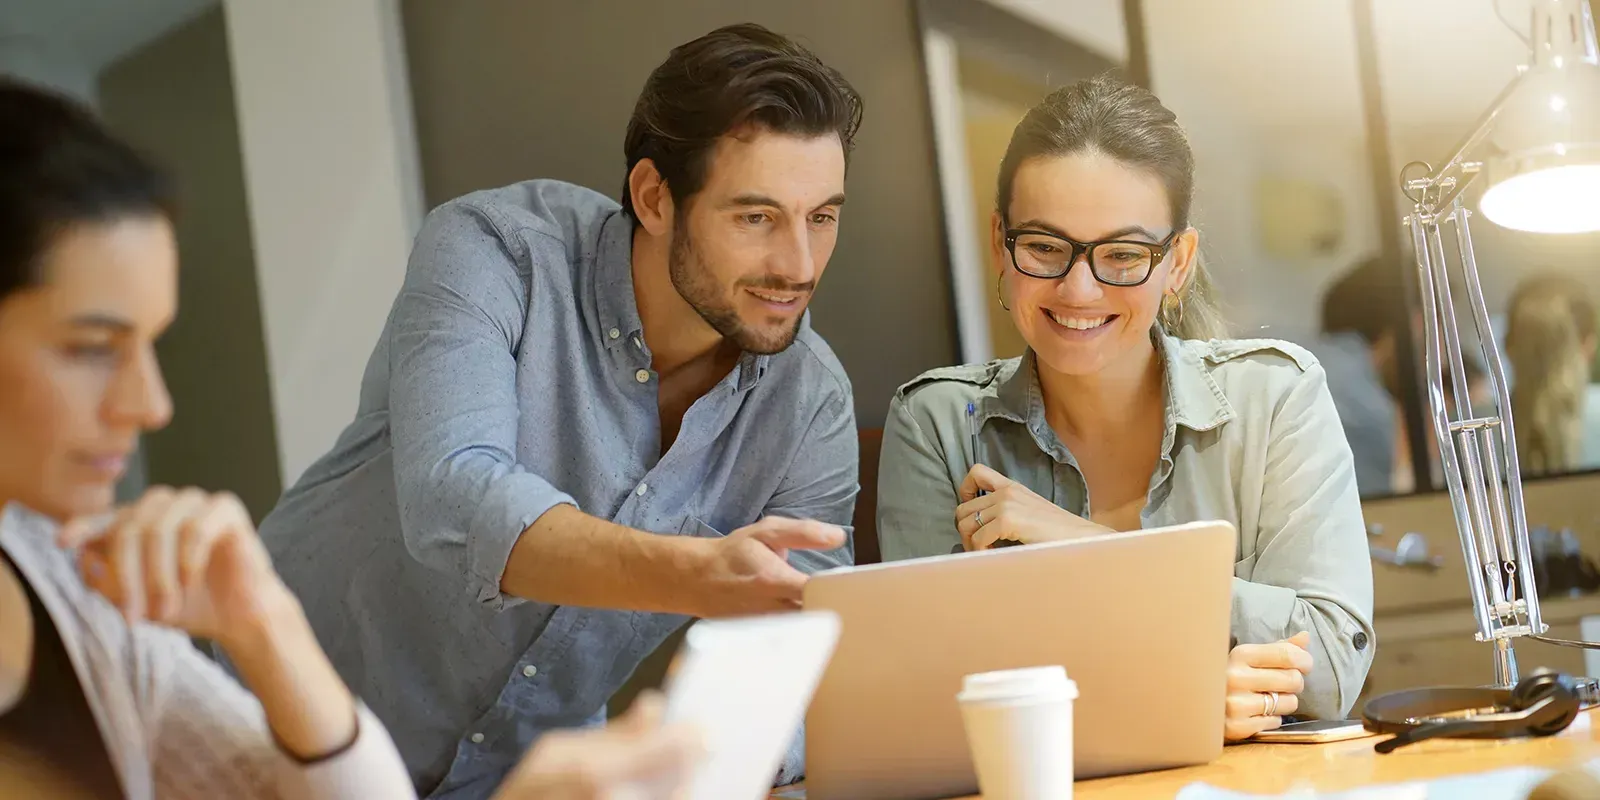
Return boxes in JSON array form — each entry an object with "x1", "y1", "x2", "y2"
[
  {"x1": 983, "y1": 0, "x2": 1544, "y2": 132},
  {"x1": 3, "y1": 0, "x2": 1543, "y2": 132},
  {"x1": 985, "y1": 0, "x2": 1129, "y2": 62},
  {"x1": 1371, "y1": 0, "x2": 1537, "y2": 133},
  {"x1": 0, "y1": 0, "x2": 216, "y2": 73}
]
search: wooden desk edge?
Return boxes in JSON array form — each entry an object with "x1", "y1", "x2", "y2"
[{"x1": 775, "y1": 709, "x2": 1600, "y2": 799}]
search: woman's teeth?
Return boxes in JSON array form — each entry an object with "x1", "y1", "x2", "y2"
[{"x1": 1046, "y1": 310, "x2": 1109, "y2": 330}]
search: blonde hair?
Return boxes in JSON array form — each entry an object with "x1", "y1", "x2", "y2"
[{"x1": 1505, "y1": 274, "x2": 1596, "y2": 475}]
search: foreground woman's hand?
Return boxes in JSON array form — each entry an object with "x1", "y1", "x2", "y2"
[
  {"x1": 955, "y1": 465, "x2": 1112, "y2": 550},
  {"x1": 1225, "y1": 632, "x2": 1314, "y2": 741},
  {"x1": 62, "y1": 486, "x2": 360, "y2": 760},
  {"x1": 495, "y1": 692, "x2": 700, "y2": 800},
  {"x1": 59, "y1": 486, "x2": 284, "y2": 642}
]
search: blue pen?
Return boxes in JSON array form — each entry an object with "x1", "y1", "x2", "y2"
[
  {"x1": 954, "y1": 403, "x2": 985, "y2": 554},
  {"x1": 968, "y1": 402, "x2": 984, "y2": 496}
]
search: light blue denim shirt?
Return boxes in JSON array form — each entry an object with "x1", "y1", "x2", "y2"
[
  {"x1": 256, "y1": 180, "x2": 857, "y2": 798},
  {"x1": 876, "y1": 334, "x2": 1375, "y2": 720}
]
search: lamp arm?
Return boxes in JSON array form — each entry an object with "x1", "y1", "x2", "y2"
[
  {"x1": 1405, "y1": 159, "x2": 1545, "y2": 692},
  {"x1": 1406, "y1": 71, "x2": 1530, "y2": 210},
  {"x1": 1391, "y1": 0, "x2": 1600, "y2": 693}
]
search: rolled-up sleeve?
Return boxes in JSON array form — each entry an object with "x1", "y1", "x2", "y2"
[
  {"x1": 877, "y1": 394, "x2": 963, "y2": 562},
  {"x1": 386, "y1": 202, "x2": 577, "y2": 609},
  {"x1": 1235, "y1": 361, "x2": 1376, "y2": 719},
  {"x1": 142, "y1": 627, "x2": 417, "y2": 799}
]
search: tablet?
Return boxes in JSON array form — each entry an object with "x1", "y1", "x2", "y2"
[{"x1": 663, "y1": 611, "x2": 842, "y2": 800}]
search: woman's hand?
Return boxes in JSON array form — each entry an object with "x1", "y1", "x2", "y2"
[
  {"x1": 1225, "y1": 632, "x2": 1314, "y2": 741},
  {"x1": 59, "y1": 486, "x2": 286, "y2": 647},
  {"x1": 955, "y1": 465, "x2": 1112, "y2": 550},
  {"x1": 494, "y1": 692, "x2": 700, "y2": 800},
  {"x1": 63, "y1": 487, "x2": 367, "y2": 759}
]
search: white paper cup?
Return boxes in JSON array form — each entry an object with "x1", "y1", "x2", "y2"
[{"x1": 957, "y1": 665, "x2": 1077, "y2": 800}]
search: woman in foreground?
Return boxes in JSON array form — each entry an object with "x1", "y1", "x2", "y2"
[
  {"x1": 876, "y1": 74, "x2": 1375, "y2": 741},
  {"x1": 0, "y1": 79, "x2": 693, "y2": 799}
]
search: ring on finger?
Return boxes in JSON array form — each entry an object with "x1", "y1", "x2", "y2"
[
  {"x1": 975, "y1": 510, "x2": 983, "y2": 526},
  {"x1": 1262, "y1": 691, "x2": 1279, "y2": 717}
]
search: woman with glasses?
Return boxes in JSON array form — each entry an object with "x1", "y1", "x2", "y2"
[{"x1": 875, "y1": 75, "x2": 1374, "y2": 741}]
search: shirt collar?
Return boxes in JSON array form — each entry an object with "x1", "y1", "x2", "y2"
[
  {"x1": 594, "y1": 210, "x2": 642, "y2": 352},
  {"x1": 736, "y1": 350, "x2": 771, "y2": 393},
  {"x1": 1158, "y1": 330, "x2": 1234, "y2": 434},
  {"x1": 981, "y1": 328, "x2": 1235, "y2": 452}
]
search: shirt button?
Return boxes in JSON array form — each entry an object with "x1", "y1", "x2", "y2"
[
  {"x1": 609, "y1": 327, "x2": 620, "y2": 340},
  {"x1": 470, "y1": 732, "x2": 485, "y2": 744},
  {"x1": 636, "y1": 483, "x2": 648, "y2": 496},
  {"x1": 1353, "y1": 631, "x2": 1369, "y2": 651},
  {"x1": 635, "y1": 369, "x2": 650, "y2": 383},
  {"x1": 523, "y1": 665, "x2": 538, "y2": 678}
]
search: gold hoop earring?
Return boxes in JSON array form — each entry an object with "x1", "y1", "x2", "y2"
[
  {"x1": 1163, "y1": 290, "x2": 1185, "y2": 328},
  {"x1": 996, "y1": 271, "x2": 1011, "y2": 311}
]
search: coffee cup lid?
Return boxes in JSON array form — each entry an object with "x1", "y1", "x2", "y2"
[{"x1": 958, "y1": 665, "x2": 1078, "y2": 704}]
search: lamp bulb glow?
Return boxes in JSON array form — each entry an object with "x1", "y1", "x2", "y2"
[{"x1": 1480, "y1": 164, "x2": 1600, "y2": 232}]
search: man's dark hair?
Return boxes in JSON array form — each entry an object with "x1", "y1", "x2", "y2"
[
  {"x1": 0, "y1": 78, "x2": 174, "y2": 301},
  {"x1": 1321, "y1": 257, "x2": 1408, "y2": 343},
  {"x1": 620, "y1": 23, "x2": 863, "y2": 219}
]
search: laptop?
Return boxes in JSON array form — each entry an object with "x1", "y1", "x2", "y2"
[{"x1": 803, "y1": 521, "x2": 1235, "y2": 800}]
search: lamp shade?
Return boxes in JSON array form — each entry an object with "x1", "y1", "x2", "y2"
[{"x1": 1480, "y1": 0, "x2": 1600, "y2": 233}]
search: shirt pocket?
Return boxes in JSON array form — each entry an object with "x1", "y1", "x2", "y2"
[
  {"x1": 1233, "y1": 551, "x2": 1258, "y2": 580},
  {"x1": 678, "y1": 516, "x2": 727, "y2": 539}
]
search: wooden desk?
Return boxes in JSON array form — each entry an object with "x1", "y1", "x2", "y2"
[{"x1": 780, "y1": 710, "x2": 1600, "y2": 799}]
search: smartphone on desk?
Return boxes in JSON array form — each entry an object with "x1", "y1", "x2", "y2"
[{"x1": 1250, "y1": 719, "x2": 1377, "y2": 743}]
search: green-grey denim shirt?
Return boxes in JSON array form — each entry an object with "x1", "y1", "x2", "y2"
[{"x1": 877, "y1": 333, "x2": 1376, "y2": 720}]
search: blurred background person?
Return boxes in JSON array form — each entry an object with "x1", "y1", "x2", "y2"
[
  {"x1": 1504, "y1": 273, "x2": 1599, "y2": 476},
  {"x1": 1314, "y1": 258, "x2": 1407, "y2": 496},
  {"x1": 1314, "y1": 257, "x2": 1495, "y2": 495}
]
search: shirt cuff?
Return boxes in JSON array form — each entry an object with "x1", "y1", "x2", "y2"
[
  {"x1": 1229, "y1": 577, "x2": 1297, "y2": 643},
  {"x1": 466, "y1": 472, "x2": 577, "y2": 611}
]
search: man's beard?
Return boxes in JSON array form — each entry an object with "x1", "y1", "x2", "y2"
[{"x1": 668, "y1": 219, "x2": 810, "y2": 356}]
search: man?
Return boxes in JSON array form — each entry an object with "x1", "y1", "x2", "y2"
[
  {"x1": 1315, "y1": 259, "x2": 1486, "y2": 496},
  {"x1": 256, "y1": 24, "x2": 863, "y2": 798},
  {"x1": 1315, "y1": 258, "x2": 1406, "y2": 496}
]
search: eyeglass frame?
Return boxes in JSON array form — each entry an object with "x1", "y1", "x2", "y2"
[{"x1": 1001, "y1": 225, "x2": 1180, "y2": 287}]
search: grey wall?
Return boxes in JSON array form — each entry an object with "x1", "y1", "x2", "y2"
[
  {"x1": 99, "y1": 8, "x2": 283, "y2": 520},
  {"x1": 399, "y1": 0, "x2": 959, "y2": 428},
  {"x1": 0, "y1": 39, "x2": 99, "y2": 103}
]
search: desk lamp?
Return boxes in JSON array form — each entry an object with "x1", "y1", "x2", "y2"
[{"x1": 1397, "y1": 0, "x2": 1600, "y2": 688}]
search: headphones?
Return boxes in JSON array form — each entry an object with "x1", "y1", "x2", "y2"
[{"x1": 1361, "y1": 670, "x2": 1584, "y2": 753}]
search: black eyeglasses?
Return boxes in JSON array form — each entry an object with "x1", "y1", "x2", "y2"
[{"x1": 1003, "y1": 227, "x2": 1178, "y2": 287}]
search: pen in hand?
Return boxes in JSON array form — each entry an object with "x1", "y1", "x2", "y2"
[
  {"x1": 968, "y1": 402, "x2": 984, "y2": 498},
  {"x1": 955, "y1": 402, "x2": 1021, "y2": 552}
]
